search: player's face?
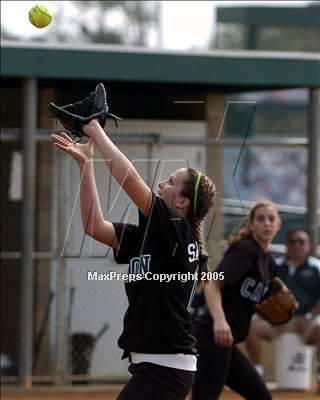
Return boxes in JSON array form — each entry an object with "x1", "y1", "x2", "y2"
[
  {"x1": 157, "y1": 168, "x2": 190, "y2": 211},
  {"x1": 286, "y1": 231, "x2": 310, "y2": 260},
  {"x1": 250, "y1": 206, "x2": 280, "y2": 244}
]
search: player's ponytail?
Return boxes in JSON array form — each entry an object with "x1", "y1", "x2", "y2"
[{"x1": 181, "y1": 169, "x2": 216, "y2": 284}]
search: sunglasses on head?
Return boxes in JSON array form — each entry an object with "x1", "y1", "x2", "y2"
[{"x1": 288, "y1": 238, "x2": 306, "y2": 245}]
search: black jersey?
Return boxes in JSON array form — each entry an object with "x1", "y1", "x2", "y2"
[
  {"x1": 112, "y1": 193, "x2": 199, "y2": 358},
  {"x1": 197, "y1": 237, "x2": 275, "y2": 343}
]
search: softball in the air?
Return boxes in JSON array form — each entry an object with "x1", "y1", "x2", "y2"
[{"x1": 28, "y1": 4, "x2": 53, "y2": 28}]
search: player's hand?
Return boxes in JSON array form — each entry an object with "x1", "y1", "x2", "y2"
[
  {"x1": 51, "y1": 132, "x2": 94, "y2": 164},
  {"x1": 213, "y1": 318, "x2": 234, "y2": 347}
]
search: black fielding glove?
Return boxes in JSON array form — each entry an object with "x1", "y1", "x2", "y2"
[{"x1": 48, "y1": 83, "x2": 121, "y2": 139}]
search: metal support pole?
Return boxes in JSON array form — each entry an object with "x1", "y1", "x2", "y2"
[
  {"x1": 307, "y1": 88, "x2": 320, "y2": 255},
  {"x1": 54, "y1": 153, "x2": 69, "y2": 385},
  {"x1": 19, "y1": 78, "x2": 37, "y2": 388},
  {"x1": 248, "y1": 25, "x2": 258, "y2": 50},
  {"x1": 51, "y1": 149, "x2": 62, "y2": 384}
]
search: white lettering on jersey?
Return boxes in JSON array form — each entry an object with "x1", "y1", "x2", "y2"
[
  {"x1": 188, "y1": 242, "x2": 199, "y2": 262},
  {"x1": 240, "y1": 278, "x2": 268, "y2": 303},
  {"x1": 250, "y1": 282, "x2": 264, "y2": 302},
  {"x1": 129, "y1": 255, "x2": 151, "y2": 275},
  {"x1": 240, "y1": 278, "x2": 256, "y2": 298},
  {"x1": 186, "y1": 242, "x2": 200, "y2": 310}
]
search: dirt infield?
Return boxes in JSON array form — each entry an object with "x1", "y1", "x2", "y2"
[{"x1": 2, "y1": 387, "x2": 319, "y2": 400}]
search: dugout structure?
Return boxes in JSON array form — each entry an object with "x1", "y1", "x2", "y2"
[
  {"x1": 1, "y1": 41, "x2": 319, "y2": 388},
  {"x1": 216, "y1": 3, "x2": 320, "y2": 52}
]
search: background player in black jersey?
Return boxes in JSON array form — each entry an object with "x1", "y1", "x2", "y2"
[
  {"x1": 51, "y1": 118, "x2": 215, "y2": 400},
  {"x1": 192, "y1": 200, "x2": 281, "y2": 400}
]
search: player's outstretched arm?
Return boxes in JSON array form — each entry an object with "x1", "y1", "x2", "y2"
[
  {"x1": 77, "y1": 159, "x2": 118, "y2": 248},
  {"x1": 51, "y1": 132, "x2": 118, "y2": 248},
  {"x1": 83, "y1": 120, "x2": 152, "y2": 217},
  {"x1": 205, "y1": 280, "x2": 234, "y2": 347}
]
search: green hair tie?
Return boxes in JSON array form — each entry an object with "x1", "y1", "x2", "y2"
[{"x1": 193, "y1": 172, "x2": 202, "y2": 215}]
